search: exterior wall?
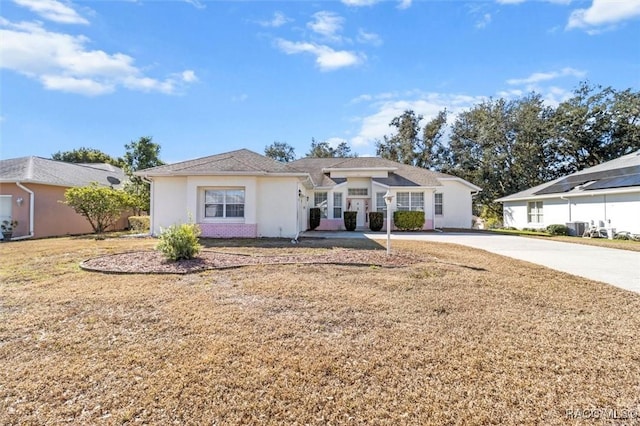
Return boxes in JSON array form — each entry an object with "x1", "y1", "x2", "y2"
[
  {"x1": 502, "y1": 191, "x2": 640, "y2": 234},
  {"x1": 437, "y1": 180, "x2": 475, "y2": 229},
  {"x1": 0, "y1": 182, "x2": 129, "y2": 239},
  {"x1": 256, "y1": 177, "x2": 299, "y2": 238},
  {"x1": 150, "y1": 175, "x2": 300, "y2": 238}
]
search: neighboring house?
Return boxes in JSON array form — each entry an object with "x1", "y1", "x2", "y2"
[
  {"x1": 496, "y1": 150, "x2": 640, "y2": 235},
  {"x1": 136, "y1": 149, "x2": 481, "y2": 238},
  {"x1": 0, "y1": 157, "x2": 128, "y2": 240}
]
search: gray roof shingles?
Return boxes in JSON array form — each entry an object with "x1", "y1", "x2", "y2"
[{"x1": 0, "y1": 156, "x2": 126, "y2": 188}]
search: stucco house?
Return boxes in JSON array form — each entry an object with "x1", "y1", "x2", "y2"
[
  {"x1": 0, "y1": 157, "x2": 128, "y2": 240},
  {"x1": 136, "y1": 149, "x2": 481, "y2": 238},
  {"x1": 496, "y1": 150, "x2": 640, "y2": 235}
]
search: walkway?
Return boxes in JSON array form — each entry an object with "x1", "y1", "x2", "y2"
[{"x1": 301, "y1": 231, "x2": 640, "y2": 294}]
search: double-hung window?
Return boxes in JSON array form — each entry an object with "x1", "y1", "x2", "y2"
[
  {"x1": 435, "y1": 193, "x2": 443, "y2": 215},
  {"x1": 527, "y1": 201, "x2": 543, "y2": 223},
  {"x1": 396, "y1": 192, "x2": 424, "y2": 211},
  {"x1": 376, "y1": 192, "x2": 387, "y2": 218},
  {"x1": 314, "y1": 192, "x2": 328, "y2": 219},
  {"x1": 205, "y1": 189, "x2": 245, "y2": 218},
  {"x1": 333, "y1": 193, "x2": 343, "y2": 219}
]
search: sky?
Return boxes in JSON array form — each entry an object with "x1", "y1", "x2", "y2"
[{"x1": 1, "y1": 0, "x2": 639, "y2": 164}]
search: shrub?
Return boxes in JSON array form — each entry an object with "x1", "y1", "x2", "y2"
[
  {"x1": 309, "y1": 208, "x2": 321, "y2": 230},
  {"x1": 393, "y1": 211, "x2": 425, "y2": 231},
  {"x1": 64, "y1": 183, "x2": 133, "y2": 234},
  {"x1": 128, "y1": 216, "x2": 150, "y2": 232},
  {"x1": 156, "y1": 222, "x2": 202, "y2": 261},
  {"x1": 369, "y1": 212, "x2": 384, "y2": 232},
  {"x1": 343, "y1": 211, "x2": 357, "y2": 231},
  {"x1": 546, "y1": 224, "x2": 570, "y2": 236}
]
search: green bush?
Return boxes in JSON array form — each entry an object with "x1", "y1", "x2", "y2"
[
  {"x1": 546, "y1": 224, "x2": 570, "y2": 236},
  {"x1": 369, "y1": 212, "x2": 384, "y2": 232},
  {"x1": 343, "y1": 211, "x2": 357, "y2": 231},
  {"x1": 156, "y1": 222, "x2": 202, "y2": 261},
  {"x1": 393, "y1": 211, "x2": 425, "y2": 231},
  {"x1": 128, "y1": 215, "x2": 150, "y2": 232},
  {"x1": 309, "y1": 207, "x2": 321, "y2": 230}
]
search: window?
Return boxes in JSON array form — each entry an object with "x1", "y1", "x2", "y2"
[
  {"x1": 333, "y1": 193, "x2": 343, "y2": 219},
  {"x1": 205, "y1": 189, "x2": 245, "y2": 218},
  {"x1": 348, "y1": 188, "x2": 368, "y2": 196},
  {"x1": 397, "y1": 192, "x2": 424, "y2": 211},
  {"x1": 314, "y1": 192, "x2": 328, "y2": 219},
  {"x1": 528, "y1": 201, "x2": 543, "y2": 223},
  {"x1": 435, "y1": 193, "x2": 443, "y2": 215},
  {"x1": 376, "y1": 192, "x2": 387, "y2": 218}
]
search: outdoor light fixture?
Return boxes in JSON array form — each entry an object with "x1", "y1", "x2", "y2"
[
  {"x1": 383, "y1": 190, "x2": 394, "y2": 255},
  {"x1": 16, "y1": 197, "x2": 24, "y2": 206}
]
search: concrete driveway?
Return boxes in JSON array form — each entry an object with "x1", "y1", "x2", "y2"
[{"x1": 302, "y1": 231, "x2": 640, "y2": 294}]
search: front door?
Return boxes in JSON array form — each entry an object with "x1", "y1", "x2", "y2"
[{"x1": 352, "y1": 199, "x2": 368, "y2": 228}]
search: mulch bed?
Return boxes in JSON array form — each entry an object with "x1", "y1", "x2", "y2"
[{"x1": 80, "y1": 248, "x2": 421, "y2": 274}]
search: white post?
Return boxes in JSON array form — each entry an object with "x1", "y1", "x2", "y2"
[{"x1": 384, "y1": 190, "x2": 393, "y2": 256}]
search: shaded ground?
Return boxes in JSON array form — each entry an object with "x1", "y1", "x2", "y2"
[{"x1": 1, "y1": 236, "x2": 639, "y2": 425}]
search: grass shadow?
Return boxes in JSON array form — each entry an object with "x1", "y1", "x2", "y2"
[{"x1": 199, "y1": 237, "x2": 385, "y2": 251}]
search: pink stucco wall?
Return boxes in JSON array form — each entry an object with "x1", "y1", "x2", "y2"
[
  {"x1": 199, "y1": 222, "x2": 258, "y2": 238},
  {"x1": 0, "y1": 182, "x2": 129, "y2": 239}
]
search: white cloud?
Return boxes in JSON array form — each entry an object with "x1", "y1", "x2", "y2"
[
  {"x1": 183, "y1": 0, "x2": 206, "y2": 9},
  {"x1": 357, "y1": 29, "x2": 382, "y2": 46},
  {"x1": 476, "y1": 13, "x2": 492, "y2": 29},
  {"x1": 397, "y1": 0, "x2": 412, "y2": 10},
  {"x1": 307, "y1": 11, "x2": 344, "y2": 41},
  {"x1": 567, "y1": 0, "x2": 640, "y2": 30},
  {"x1": 0, "y1": 19, "x2": 196, "y2": 96},
  {"x1": 349, "y1": 92, "x2": 484, "y2": 149},
  {"x1": 342, "y1": 0, "x2": 380, "y2": 6},
  {"x1": 231, "y1": 93, "x2": 248, "y2": 102},
  {"x1": 276, "y1": 39, "x2": 364, "y2": 71},
  {"x1": 506, "y1": 67, "x2": 586, "y2": 85},
  {"x1": 259, "y1": 11, "x2": 292, "y2": 28},
  {"x1": 12, "y1": 0, "x2": 89, "y2": 25}
]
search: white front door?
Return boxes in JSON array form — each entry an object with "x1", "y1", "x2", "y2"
[{"x1": 352, "y1": 199, "x2": 367, "y2": 228}]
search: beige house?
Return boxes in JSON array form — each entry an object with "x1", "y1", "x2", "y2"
[
  {"x1": 0, "y1": 157, "x2": 128, "y2": 240},
  {"x1": 136, "y1": 149, "x2": 481, "y2": 238}
]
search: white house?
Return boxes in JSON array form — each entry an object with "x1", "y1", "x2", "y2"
[
  {"x1": 136, "y1": 149, "x2": 481, "y2": 238},
  {"x1": 496, "y1": 150, "x2": 640, "y2": 235}
]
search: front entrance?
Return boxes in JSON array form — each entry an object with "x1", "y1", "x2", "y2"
[{"x1": 351, "y1": 198, "x2": 369, "y2": 228}]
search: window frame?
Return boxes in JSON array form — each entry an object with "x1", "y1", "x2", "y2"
[
  {"x1": 333, "y1": 192, "x2": 343, "y2": 219},
  {"x1": 396, "y1": 191, "x2": 425, "y2": 212},
  {"x1": 434, "y1": 193, "x2": 443, "y2": 216},
  {"x1": 347, "y1": 188, "x2": 369, "y2": 197},
  {"x1": 527, "y1": 201, "x2": 543, "y2": 224},
  {"x1": 203, "y1": 188, "x2": 245, "y2": 220},
  {"x1": 314, "y1": 192, "x2": 328, "y2": 219},
  {"x1": 375, "y1": 191, "x2": 387, "y2": 218}
]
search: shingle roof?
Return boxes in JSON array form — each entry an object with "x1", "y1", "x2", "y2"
[
  {"x1": 289, "y1": 157, "x2": 455, "y2": 188},
  {"x1": 496, "y1": 150, "x2": 640, "y2": 202},
  {"x1": 136, "y1": 149, "x2": 306, "y2": 176},
  {"x1": 0, "y1": 157, "x2": 126, "y2": 188}
]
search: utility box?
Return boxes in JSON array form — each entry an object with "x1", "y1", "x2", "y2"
[{"x1": 566, "y1": 221, "x2": 588, "y2": 237}]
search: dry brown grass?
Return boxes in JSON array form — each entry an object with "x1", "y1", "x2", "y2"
[{"x1": 1, "y1": 236, "x2": 639, "y2": 425}]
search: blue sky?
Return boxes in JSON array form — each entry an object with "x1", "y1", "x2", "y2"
[{"x1": 1, "y1": 0, "x2": 639, "y2": 163}]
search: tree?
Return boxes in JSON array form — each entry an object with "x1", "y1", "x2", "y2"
[
  {"x1": 376, "y1": 110, "x2": 423, "y2": 165},
  {"x1": 306, "y1": 138, "x2": 355, "y2": 158},
  {"x1": 420, "y1": 110, "x2": 449, "y2": 169},
  {"x1": 64, "y1": 183, "x2": 133, "y2": 234},
  {"x1": 265, "y1": 141, "x2": 296, "y2": 162},
  {"x1": 123, "y1": 136, "x2": 164, "y2": 214},
  {"x1": 553, "y1": 82, "x2": 640, "y2": 175},
  {"x1": 445, "y1": 95, "x2": 555, "y2": 218},
  {"x1": 52, "y1": 147, "x2": 123, "y2": 167}
]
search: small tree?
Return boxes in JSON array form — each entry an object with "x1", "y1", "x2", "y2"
[
  {"x1": 64, "y1": 183, "x2": 133, "y2": 234},
  {"x1": 265, "y1": 141, "x2": 296, "y2": 162}
]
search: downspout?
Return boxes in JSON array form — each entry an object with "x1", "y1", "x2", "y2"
[
  {"x1": 141, "y1": 176, "x2": 154, "y2": 236},
  {"x1": 14, "y1": 182, "x2": 35, "y2": 240},
  {"x1": 560, "y1": 195, "x2": 571, "y2": 222}
]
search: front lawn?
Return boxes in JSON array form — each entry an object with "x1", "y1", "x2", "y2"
[{"x1": 1, "y1": 237, "x2": 639, "y2": 425}]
